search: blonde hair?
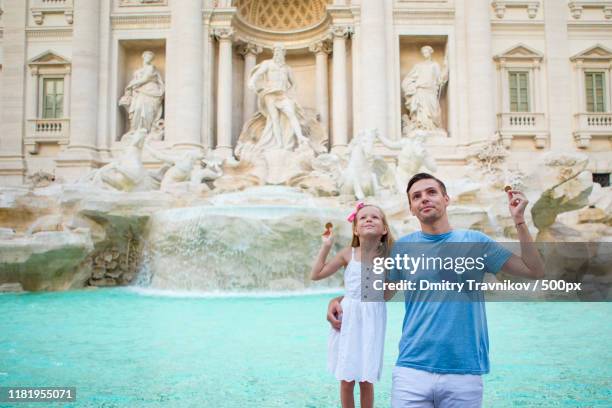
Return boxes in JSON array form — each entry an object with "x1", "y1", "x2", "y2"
[{"x1": 350, "y1": 204, "x2": 395, "y2": 257}]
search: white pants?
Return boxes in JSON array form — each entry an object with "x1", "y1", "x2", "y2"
[{"x1": 391, "y1": 366, "x2": 483, "y2": 408}]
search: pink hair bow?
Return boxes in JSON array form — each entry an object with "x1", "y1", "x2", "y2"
[{"x1": 347, "y1": 202, "x2": 365, "y2": 223}]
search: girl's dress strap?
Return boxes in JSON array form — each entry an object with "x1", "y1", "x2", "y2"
[{"x1": 351, "y1": 247, "x2": 355, "y2": 261}]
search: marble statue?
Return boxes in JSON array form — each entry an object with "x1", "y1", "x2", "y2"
[
  {"x1": 144, "y1": 143, "x2": 204, "y2": 191},
  {"x1": 377, "y1": 129, "x2": 437, "y2": 194},
  {"x1": 82, "y1": 129, "x2": 153, "y2": 191},
  {"x1": 27, "y1": 170, "x2": 57, "y2": 188},
  {"x1": 338, "y1": 129, "x2": 393, "y2": 200},
  {"x1": 235, "y1": 44, "x2": 326, "y2": 159},
  {"x1": 530, "y1": 154, "x2": 593, "y2": 238},
  {"x1": 401, "y1": 45, "x2": 448, "y2": 135},
  {"x1": 469, "y1": 138, "x2": 508, "y2": 177},
  {"x1": 288, "y1": 152, "x2": 343, "y2": 197},
  {"x1": 119, "y1": 50, "x2": 165, "y2": 137},
  {"x1": 191, "y1": 155, "x2": 224, "y2": 188}
]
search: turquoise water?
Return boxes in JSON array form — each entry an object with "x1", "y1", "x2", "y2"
[{"x1": 0, "y1": 288, "x2": 611, "y2": 407}]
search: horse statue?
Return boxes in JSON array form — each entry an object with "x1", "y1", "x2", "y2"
[
  {"x1": 338, "y1": 129, "x2": 393, "y2": 200},
  {"x1": 80, "y1": 128, "x2": 153, "y2": 191}
]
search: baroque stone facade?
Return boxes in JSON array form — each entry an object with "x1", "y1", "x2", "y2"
[{"x1": 0, "y1": 0, "x2": 611, "y2": 186}]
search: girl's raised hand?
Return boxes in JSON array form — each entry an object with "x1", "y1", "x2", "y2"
[
  {"x1": 321, "y1": 230, "x2": 334, "y2": 247},
  {"x1": 321, "y1": 223, "x2": 334, "y2": 247}
]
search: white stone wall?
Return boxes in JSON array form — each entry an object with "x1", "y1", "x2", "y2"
[{"x1": 0, "y1": 0, "x2": 611, "y2": 184}]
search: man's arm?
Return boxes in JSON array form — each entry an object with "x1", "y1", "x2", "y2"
[
  {"x1": 501, "y1": 190, "x2": 545, "y2": 279},
  {"x1": 327, "y1": 296, "x2": 344, "y2": 330}
]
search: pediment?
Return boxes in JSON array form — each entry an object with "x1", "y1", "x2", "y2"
[
  {"x1": 494, "y1": 43, "x2": 543, "y2": 61},
  {"x1": 28, "y1": 50, "x2": 71, "y2": 66},
  {"x1": 571, "y1": 44, "x2": 612, "y2": 61}
]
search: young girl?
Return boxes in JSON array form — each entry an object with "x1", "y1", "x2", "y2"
[{"x1": 311, "y1": 203, "x2": 395, "y2": 408}]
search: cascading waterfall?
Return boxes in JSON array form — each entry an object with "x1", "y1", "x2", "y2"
[{"x1": 136, "y1": 187, "x2": 352, "y2": 292}]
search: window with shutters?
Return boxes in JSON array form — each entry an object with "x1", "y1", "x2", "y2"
[
  {"x1": 42, "y1": 78, "x2": 64, "y2": 119},
  {"x1": 509, "y1": 71, "x2": 530, "y2": 112},
  {"x1": 585, "y1": 71, "x2": 606, "y2": 113}
]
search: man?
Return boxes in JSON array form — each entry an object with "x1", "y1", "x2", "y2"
[
  {"x1": 327, "y1": 173, "x2": 544, "y2": 407},
  {"x1": 246, "y1": 44, "x2": 309, "y2": 150}
]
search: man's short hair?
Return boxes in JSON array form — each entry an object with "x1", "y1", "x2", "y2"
[{"x1": 406, "y1": 173, "x2": 448, "y2": 201}]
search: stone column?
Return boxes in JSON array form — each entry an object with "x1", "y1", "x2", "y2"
[
  {"x1": 538, "y1": 62, "x2": 547, "y2": 114},
  {"x1": 213, "y1": 28, "x2": 235, "y2": 158},
  {"x1": 608, "y1": 65, "x2": 612, "y2": 111},
  {"x1": 359, "y1": 0, "x2": 388, "y2": 137},
  {"x1": 576, "y1": 61, "x2": 585, "y2": 112},
  {"x1": 533, "y1": 61, "x2": 541, "y2": 112},
  {"x1": 238, "y1": 43, "x2": 262, "y2": 123},
  {"x1": 96, "y1": 0, "x2": 111, "y2": 154},
  {"x1": 26, "y1": 68, "x2": 38, "y2": 120},
  {"x1": 309, "y1": 40, "x2": 331, "y2": 137},
  {"x1": 202, "y1": 23, "x2": 216, "y2": 149},
  {"x1": 500, "y1": 62, "x2": 509, "y2": 112},
  {"x1": 66, "y1": 0, "x2": 100, "y2": 154},
  {"x1": 544, "y1": 0, "x2": 573, "y2": 150},
  {"x1": 331, "y1": 25, "x2": 353, "y2": 152},
  {"x1": 453, "y1": 0, "x2": 470, "y2": 143},
  {"x1": 170, "y1": 0, "x2": 203, "y2": 149},
  {"x1": 64, "y1": 69, "x2": 71, "y2": 119},
  {"x1": 465, "y1": 0, "x2": 495, "y2": 141},
  {"x1": 0, "y1": 0, "x2": 27, "y2": 184}
]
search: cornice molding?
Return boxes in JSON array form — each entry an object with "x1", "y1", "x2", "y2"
[
  {"x1": 26, "y1": 27, "x2": 72, "y2": 39},
  {"x1": 110, "y1": 13, "x2": 171, "y2": 29}
]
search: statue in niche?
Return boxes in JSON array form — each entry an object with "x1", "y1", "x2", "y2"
[
  {"x1": 119, "y1": 50, "x2": 165, "y2": 139},
  {"x1": 401, "y1": 45, "x2": 448, "y2": 136},
  {"x1": 235, "y1": 44, "x2": 326, "y2": 159}
]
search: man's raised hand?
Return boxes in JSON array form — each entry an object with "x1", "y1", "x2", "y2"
[
  {"x1": 327, "y1": 296, "x2": 343, "y2": 331},
  {"x1": 507, "y1": 190, "x2": 528, "y2": 223}
]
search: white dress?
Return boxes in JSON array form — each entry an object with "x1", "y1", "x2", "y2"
[{"x1": 328, "y1": 248, "x2": 387, "y2": 383}]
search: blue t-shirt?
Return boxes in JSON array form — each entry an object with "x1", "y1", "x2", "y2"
[{"x1": 388, "y1": 229, "x2": 513, "y2": 375}]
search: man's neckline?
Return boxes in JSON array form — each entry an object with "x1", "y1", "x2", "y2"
[{"x1": 419, "y1": 229, "x2": 454, "y2": 240}]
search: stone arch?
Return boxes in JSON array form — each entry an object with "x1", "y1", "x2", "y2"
[{"x1": 234, "y1": 0, "x2": 331, "y2": 32}]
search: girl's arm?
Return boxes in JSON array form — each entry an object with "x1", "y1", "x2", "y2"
[
  {"x1": 310, "y1": 232, "x2": 349, "y2": 281},
  {"x1": 310, "y1": 247, "x2": 348, "y2": 281}
]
